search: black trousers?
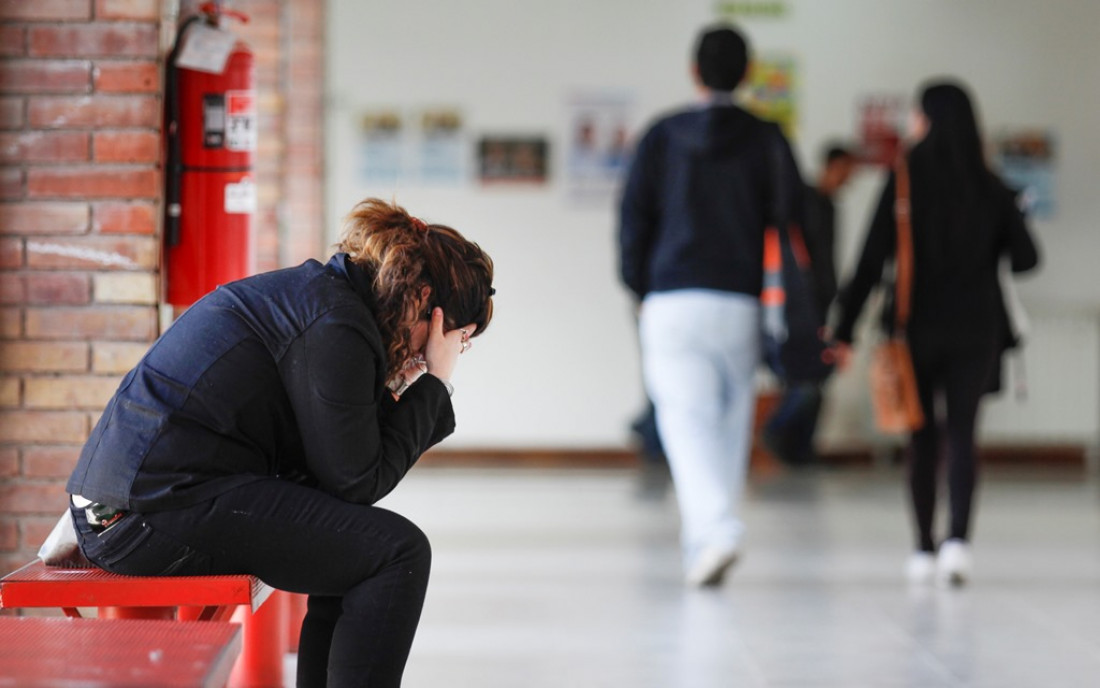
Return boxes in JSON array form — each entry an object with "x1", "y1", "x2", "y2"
[
  {"x1": 763, "y1": 381, "x2": 824, "y2": 467},
  {"x1": 908, "y1": 337, "x2": 999, "y2": 553},
  {"x1": 72, "y1": 478, "x2": 431, "y2": 688}
]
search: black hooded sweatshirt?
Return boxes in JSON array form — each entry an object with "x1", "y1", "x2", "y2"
[{"x1": 619, "y1": 103, "x2": 803, "y2": 300}]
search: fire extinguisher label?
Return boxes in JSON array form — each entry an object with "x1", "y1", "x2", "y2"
[
  {"x1": 202, "y1": 94, "x2": 226, "y2": 148},
  {"x1": 225, "y1": 90, "x2": 257, "y2": 152},
  {"x1": 225, "y1": 177, "x2": 257, "y2": 214}
]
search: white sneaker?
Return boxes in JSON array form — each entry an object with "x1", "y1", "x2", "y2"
[
  {"x1": 906, "y1": 551, "x2": 936, "y2": 585},
  {"x1": 937, "y1": 539, "x2": 972, "y2": 586},
  {"x1": 685, "y1": 546, "x2": 739, "y2": 587}
]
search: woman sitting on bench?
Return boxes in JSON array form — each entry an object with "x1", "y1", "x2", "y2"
[{"x1": 66, "y1": 198, "x2": 495, "y2": 688}]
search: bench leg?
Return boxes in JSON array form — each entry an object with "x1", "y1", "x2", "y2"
[
  {"x1": 101, "y1": 606, "x2": 175, "y2": 620},
  {"x1": 227, "y1": 590, "x2": 286, "y2": 688},
  {"x1": 285, "y1": 592, "x2": 307, "y2": 653}
]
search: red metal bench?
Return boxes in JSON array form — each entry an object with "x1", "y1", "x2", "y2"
[
  {"x1": 0, "y1": 560, "x2": 285, "y2": 687},
  {"x1": 0, "y1": 560, "x2": 271, "y2": 621},
  {"x1": 0, "y1": 616, "x2": 242, "y2": 688}
]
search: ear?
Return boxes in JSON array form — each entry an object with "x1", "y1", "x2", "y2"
[{"x1": 417, "y1": 285, "x2": 433, "y2": 317}]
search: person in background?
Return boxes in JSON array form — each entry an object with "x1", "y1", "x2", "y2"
[
  {"x1": 630, "y1": 398, "x2": 670, "y2": 499},
  {"x1": 66, "y1": 198, "x2": 495, "y2": 687},
  {"x1": 832, "y1": 80, "x2": 1039, "y2": 586},
  {"x1": 619, "y1": 23, "x2": 805, "y2": 587},
  {"x1": 763, "y1": 144, "x2": 856, "y2": 467}
]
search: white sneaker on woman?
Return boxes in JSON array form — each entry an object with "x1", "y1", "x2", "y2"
[
  {"x1": 906, "y1": 551, "x2": 936, "y2": 585},
  {"x1": 937, "y1": 539, "x2": 972, "y2": 586},
  {"x1": 685, "y1": 546, "x2": 739, "y2": 587}
]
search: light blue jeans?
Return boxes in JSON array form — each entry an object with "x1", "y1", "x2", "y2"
[{"x1": 640, "y1": 290, "x2": 760, "y2": 568}]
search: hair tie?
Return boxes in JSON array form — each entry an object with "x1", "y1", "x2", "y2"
[{"x1": 409, "y1": 217, "x2": 428, "y2": 233}]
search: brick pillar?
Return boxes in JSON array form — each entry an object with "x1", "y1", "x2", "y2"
[
  {"x1": 226, "y1": 0, "x2": 325, "y2": 272},
  {"x1": 0, "y1": 0, "x2": 166, "y2": 575},
  {"x1": 281, "y1": 0, "x2": 325, "y2": 267}
]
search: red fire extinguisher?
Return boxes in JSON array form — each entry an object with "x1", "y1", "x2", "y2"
[{"x1": 164, "y1": 2, "x2": 255, "y2": 307}]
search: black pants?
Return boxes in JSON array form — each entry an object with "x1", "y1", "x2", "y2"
[
  {"x1": 763, "y1": 382, "x2": 824, "y2": 467},
  {"x1": 908, "y1": 338, "x2": 999, "y2": 553},
  {"x1": 72, "y1": 478, "x2": 431, "y2": 688}
]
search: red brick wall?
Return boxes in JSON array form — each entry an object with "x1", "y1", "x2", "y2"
[
  {"x1": 0, "y1": 0, "x2": 324, "y2": 575},
  {"x1": 0, "y1": 0, "x2": 163, "y2": 575}
]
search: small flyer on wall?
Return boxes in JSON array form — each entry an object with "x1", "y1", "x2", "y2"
[
  {"x1": 855, "y1": 94, "x2": 907, "y2": 166},
  {"x1": 566, "y1": 93, "x2": 635, "y2": 203},
  {"x1": 358, "y1": 110, "x2": 405, "y2": 185},
  {"x1": 358, "y1": 107, "x2": 467, "y2": 186},
  {"x1": 740, "y1": 55, "x2": 797, "y2": 140},
  {"x1": 477, "y1": 137, "x2": 549, "y2": 185},
  {"x1": 992, "y1": 129, "x2": 1056, "y2": 219},
  {"x1": 417, "y1": 108, "x2": 465, "y2": 185}
]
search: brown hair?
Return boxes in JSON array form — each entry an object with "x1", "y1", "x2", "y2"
[{"x1": 337, "y1": 198, "x2": 495, "y2": 382}]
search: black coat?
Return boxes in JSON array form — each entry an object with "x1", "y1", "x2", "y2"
[
  {"x1": 68, "y1": 254, "x2": 454, "y2": 512},
  {"x1": 833, "y1": 162, "x2": 1039, "y2": 354}
]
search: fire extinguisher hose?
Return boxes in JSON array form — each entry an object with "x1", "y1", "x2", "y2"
[{"x1": 163, "y1": 15, "x2": 202, "y2": 248}]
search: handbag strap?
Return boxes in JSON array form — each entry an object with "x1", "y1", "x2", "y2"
[{"x1": 893, "y1": 153, "x2": 914, "y2": 331}]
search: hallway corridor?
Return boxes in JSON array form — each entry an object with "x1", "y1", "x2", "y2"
[{"x1": 293, "y1": 465, "x2": 1100, "y2": 687}]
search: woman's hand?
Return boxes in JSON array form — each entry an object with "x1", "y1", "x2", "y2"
[
  {"x1": 832, "y1": 341, "x2": 854, "y2": 371},
  {"x1": 424, "y1": 307, "x2": 477, "y2": 382}
]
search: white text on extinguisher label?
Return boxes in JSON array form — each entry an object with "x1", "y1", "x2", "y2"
[
  {"x1": 225, "y1": 178, "x2": 257, "y2": 214},
  {"x1": 224, "y1": 90, "x2": 257, "y2": 152}
]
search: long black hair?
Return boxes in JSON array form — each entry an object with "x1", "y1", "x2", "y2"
[{"x1": 908, "y1": 79, "x2": 996, "y2": 266}]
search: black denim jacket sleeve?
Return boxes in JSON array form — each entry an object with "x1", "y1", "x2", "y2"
[{"x1": 281, "y1": 306, "x2": 455, "y2": 504}]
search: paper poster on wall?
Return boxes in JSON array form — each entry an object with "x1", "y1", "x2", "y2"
[
  {"x1": 855, "y1": 94, "x2": 906, "y2": 166},
  {"x1": 358, "y1": 110, "x2": 405, "y2": 184},
  {"x1": 417, "y1": 108, "x2": 465, "y2": 185},
  {"x1": 740, "y1": 55, "x2": 797, "y2": 139},
  {"x1": 713, "y1": 1, "x2": 788, "y2": 19},
  {"x1": 566, "y1": 94, "x2": 635, "y2": 203},
  {"x1": 992, "y1": 129, "x2": 1056, "y2": 219},
  {"x1": 477, "y1": 136, "x2": 549, "y2": 185}
]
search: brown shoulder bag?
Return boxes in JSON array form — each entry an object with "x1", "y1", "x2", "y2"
[{"x1": 869, "y1": 155, "x2": 925, "y2": 433}]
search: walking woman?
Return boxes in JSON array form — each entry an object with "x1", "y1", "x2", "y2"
[
  {"x1": 67, "y1": 198, "x2": 494, "y2": 686},
  {"x1": 832, "y1": 80, "x2": 1039, "y2": 585}
]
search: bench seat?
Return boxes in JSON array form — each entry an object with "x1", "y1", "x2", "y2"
[
  {"x1": 0, "y1": 616, "x2": 242, "y2": 688},
  {"x1": 0, "y1": 559, "x2": 272, "y2": 621}
]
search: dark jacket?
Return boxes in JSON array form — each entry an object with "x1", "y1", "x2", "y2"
[
  {"x1": 833, "y1": 161, "x2": 1040, "y2": 351},
  {"x1": 802, "y1": 184, "x2": 838, "y2": 317},
  {"x1": 619, "y1": 103, "x2": 803, "y2": 300},
  {"x1": 67, "y1": 254, "x2": 455, "y2": 512}
]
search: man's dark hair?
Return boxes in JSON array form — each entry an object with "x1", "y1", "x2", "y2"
[
  {"x1": 694, "y1": 24, "x2": 749, "y2": 91},
  {"x1": 823, "y1": 144, "x2": 854, "y2": 165}
]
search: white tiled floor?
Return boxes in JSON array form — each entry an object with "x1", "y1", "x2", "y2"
[{"x1": 286, "y1": 465, "x2": 1100, "y2": 687}]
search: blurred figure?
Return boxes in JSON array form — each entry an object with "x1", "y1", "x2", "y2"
[
  {"x1": 763, "y1": 144, "x2": 856, "y2": 467},
  {"x1": 832, "y1": 80, "x2": 1040, "y2": 586},
  {"x1": 618, "y1": 23, "x2": 804, "y2": 587},
  {"x1": 630, "y1": 399, "x2": 670, "y2": 500}
]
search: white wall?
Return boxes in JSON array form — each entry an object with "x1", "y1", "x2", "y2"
[{"x1": 326, "y1": 0, "x2": 1100, "y2": 450}]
